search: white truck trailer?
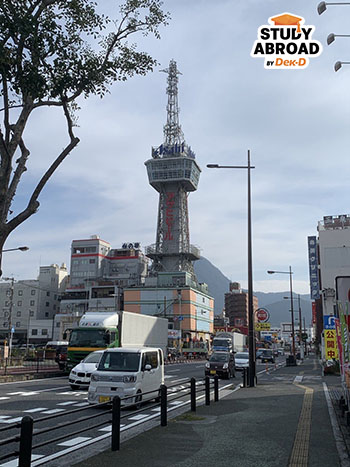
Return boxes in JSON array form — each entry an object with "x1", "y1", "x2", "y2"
[
  {"x1": 212, "y1": 331, "x2": 247, "y2": 353},
  {"x1": 67, "y1": 311, "x2": 168, "y2": 367}
]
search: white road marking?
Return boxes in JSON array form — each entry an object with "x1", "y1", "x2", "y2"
[
  {"x1": 73, "y1": 402, "x2": 89, "y2": 407},
  {"x1": 57, "y1": 401, "x2": 76, "y2": 406},
  {"x1": 98, "y1": 424, "x2": 125, "y2": 432},
  {"x1": 57, "y1": 391, "x2": 86, "y2": 396},
  {"x1": 24, "y1": 408, "x2": 48, "y2": 413},
  {"x1": 294, "y1": 375, "x2": 303, "y2": 383},
  {"x1": 7, "y1": 391, "x2": 39, "y2": 396},
  {"x1": 128, "y1": 414, "x2": 149, "y2": 421},
  {"x1": 57, "y1": 437, "x2": 91, "y2": 447},
  {"x1": 0, "y1": 454, "x2": 44, "y2": 466},
  {"x1": 166, "y1": 369, "x2": 180, "y2": 373},
  {"x1": 0, "y1": 417, "x2": 22, "y2": 424},
  {"x1": 169, "y1": 401, "x2": 183, "y2": 405},
  {"x1": 151, "y1": 407, "x2": 161, "y2": 412},
  {"x1": 41, "y1": 409, "x2": 66, "y2": 414},
  {"x1": 0, "y1": 397, "x2": 10, "y2": 401},
  {"x1": 0, "y1": 415, "x2": 11, "y2": 419}
]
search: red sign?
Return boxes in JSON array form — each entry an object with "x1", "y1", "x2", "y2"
[{"x1": 256, "y1": 308, "x2": 269, "y2": 323}]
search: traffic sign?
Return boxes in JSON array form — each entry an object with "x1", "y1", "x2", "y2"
[
  {"x1": 256, "y1": 308, "x2": 270, "y2": 323},
  {"x1": 255, "y1": 322, "x2": 271, "y2": 331}
]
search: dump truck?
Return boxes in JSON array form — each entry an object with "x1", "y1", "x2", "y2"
[{"x1": 66, "y1": 311, "x2": 168, "y2": 368}]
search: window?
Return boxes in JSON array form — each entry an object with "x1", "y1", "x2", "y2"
[
  {"x1": 16, "y1": 321, "x2": 20, "y2": 327},
  {"x1": 31, "y1": 290, "x2": 36, "y2": 295},
  {"x1": 30, "y1": 300, "x2": 35, "y2": 306},
  {"x1": 31, "y1": 329, "x2": 38, "y2": 335},
  {"x1": 46, "y1": 302, "x2": 49, "y2": 307},
  {"x1": 45, "y1": 312, "x2": 49, "y2": 318},
  {"x1": 54, "y1": 295, "x2": 57, "y2": 300},
  {"x1": 142, "y1": 351, "x2": 158, "y2": 369},
  {"x1": 16, "y1": 311, "x2": 21, "y2": 317},
  {"x1": 56, "y1": 322, "x2": 60, "y2": 327},
  {"x1": 46, "y1": 291, "x2": 50, "y2": 297},
  {"x1": 18, "y1": 290, "x2": 23, "y2": 296},
  {"x1": 29, "y1": 310, "x2": 34, "y2": 317},
  {"x1": 89, "y1": 259, "x2": 95, "y2": 264},
  {"x1": 42, "y1": 329, "x2": 48, "y2": 335},
  {"x1": 53, "y1": 305, "x2": 56, "y2": 310},
  {"x1": 17, "y1": 301, "x2": 22, "y2": 306}
]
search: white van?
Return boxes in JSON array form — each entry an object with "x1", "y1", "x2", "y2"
[{"x1": 88, "y1": 347, "x2": 164, "y2": 407}]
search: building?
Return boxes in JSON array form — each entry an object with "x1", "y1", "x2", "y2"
[
  {"x1": 55, "y1": 238, "x2": 149, "y2": 339},
  {"x1": 0, "y1": 264, "x2": 68, "y2": 344},
  {"x1": 307, "y1": 215, "x2": 350, "y2": 354},
  {"x1": 224, "y1": 282, "x2": 258, "y2": 335}
]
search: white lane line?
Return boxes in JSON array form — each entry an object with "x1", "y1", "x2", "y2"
[
  {"x1": 57, "y1": 391, "x2": 86, "y2": 396},
  {"x1": 41, "y1": 408, "x2": 66, "y2": 414},
  {"x1": 57, "y1": 437, "x2": 91, "y2": 447},
  {"x1": 166, "y1": 369, "x2": 180, "y2": 373},
  {"x1": 7, "y1": 391, "x2": 39, "y2": 396},
  {"x1": 98, "y1": 424, "x2": 125, "y2": 432},
  {"x1": 169, "y1": 401, "x2": 183, "y2": 406},
  {"x1": 128, "y1": 414, "x2": 149, "y2": 421},
  {"x1": 57, "y1": 401, "x2": 76, "y2": 406},
  {"x1": 0, "y1": 454, "x2": 44, "y2": 466},
  {"x1": 24, "y1": 408, "x2": 48, "y2": 413},
  {"x1": 73, "y1": 402, "x2": 89, "y2": 407},
  {"x1": 0, "y1": 397, "x2": 10, "y2": 401},
  {"x1": 150, "y1": 407, "x2": 161, "y2": 412},
  {"x1": 323, "y1": 382, "x2": 350, "y2": 467},
  {"x1": 0, "y1": 416, "x2": 11, "y2": 419},
  {"x1": 0, "y1": 417, "x2": 22, "y2": 424}
]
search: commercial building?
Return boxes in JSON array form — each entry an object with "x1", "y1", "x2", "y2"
[
  {"x1": 0, "y1": 264, "x2": 68, "y2": 344},
  {"x1": 224, "y1": 282, "x2": 258, "y2": 335}
]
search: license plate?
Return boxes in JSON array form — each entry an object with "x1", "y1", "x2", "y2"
[
  {"x1": 210, "y1": 370, "x2": 216, "y2": 375},
  {"x1": 99, "y1": 396, "x2": 111, "y2": 403}
]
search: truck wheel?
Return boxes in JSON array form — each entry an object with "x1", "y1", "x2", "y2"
[{"x1": 70, "y1": 384, "x2": 79, "y2": 390}]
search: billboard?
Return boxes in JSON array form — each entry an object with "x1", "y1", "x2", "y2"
[{"x1": 307, "y1": 236, "x2": 320, "y2": 299}]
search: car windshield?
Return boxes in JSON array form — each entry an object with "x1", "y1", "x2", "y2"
[
  {"x1": 213, "y1": 339, "x2": 230, "y2": 347},
  {"x1": 98, "y1": 351, "x2": 140, "y2": 372},
  {"x1": 83, "y1": 352, "x2": 102, "y2": 364},
  {"x1": 69, "y1": 329, "x2": 107, "y2": 348},
  {"x1": 210, "y1": 353, "x2": 229, "y2": 362},
  {"x1": 262, "y1": 350, "x2": 272, "y2": 356},
  {"x1": 235, "y1": 353, "x2": 249, "y2": 359}
]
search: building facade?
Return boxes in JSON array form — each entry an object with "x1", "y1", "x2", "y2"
[
  {"x1": 0, "y1": 264, "x2": 68, "y2": 344},
  {"x1": 224, "y1": 282, "x2": 258, "y2": 335}
]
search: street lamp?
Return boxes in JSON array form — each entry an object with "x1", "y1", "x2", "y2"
[
  {"x1": 327, "y1": 33, "x2": 350, "y2": 45},
  {"x1": 283, "y1": 294, "x2": 303, "y2": 359},
  {"x1": 318, "y1": 2, "x2": 350, "y2": 15},
  {"x1": 267, "y1": 266, "x2": 296, "y2": 363},
  {"x1": 2, "y1": 246, "x2": 29, "y2": 252},
  {"x1": 207, "y1": 150, "x2": 256, "y2": 387}
]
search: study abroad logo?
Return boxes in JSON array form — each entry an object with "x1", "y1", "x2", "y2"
[{"x1": 250, "y1": 13, "x2": 323, "y2": 69}]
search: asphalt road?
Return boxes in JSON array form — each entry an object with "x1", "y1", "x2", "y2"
[{"x1": 0, "y1": 357, "x2": 284, "y2": 466}]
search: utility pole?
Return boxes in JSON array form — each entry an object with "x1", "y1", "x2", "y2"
[{"x1": 298, "y1": 294, "x2": 303, "y2": 360}]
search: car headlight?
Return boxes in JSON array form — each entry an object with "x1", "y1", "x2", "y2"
[
  {"x1": 123, "y1": 375, "x2": 136, "y2": 383},
  {"x1": 205, "y1": 362, "x2": 210, "y2": 369},
  {"x1": 91, "y1": 374, "x2": 100, "y2": 382},
  {"x1": 223, "y1": 363, "x2": 228, "y2": 369}
]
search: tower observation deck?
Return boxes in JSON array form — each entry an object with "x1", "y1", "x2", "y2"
[{"x1": 145, "y1": 60, "x2": 201, "y2": 276}]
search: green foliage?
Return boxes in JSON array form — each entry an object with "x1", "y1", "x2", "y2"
[{"x1": 0, "y1": 0, "x2": 169, "y2": 104}]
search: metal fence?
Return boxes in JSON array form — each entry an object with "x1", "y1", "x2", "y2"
[
  {"x1": 0, "y1": 357, "x2": 60, "y2": 376},
  {"x1": 0, "y1": 376, "x2": 221, "y2": 466}
]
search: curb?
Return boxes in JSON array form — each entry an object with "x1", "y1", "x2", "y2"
[{"x1": 0, "y1": 371, "x2": 66, "y2": 383}]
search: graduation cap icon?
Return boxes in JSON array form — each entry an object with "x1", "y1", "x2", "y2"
[{"x1": 270, "y1": 13, "x2": 303, "y2": 33}]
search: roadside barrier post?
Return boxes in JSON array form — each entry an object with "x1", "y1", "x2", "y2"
[
  {"x1": 214, "y1": 375, "x2": 219, "y2": 402},
  {"x1": 111, "y1": 396, "x2": 121, "y2": 451},
  {"x1": 19, "y1": 416, "x2": 33, "y2": 467},
  {"x1": 160, "y1": 384, "x2": 167, "y2": 426},
  {"x1": 36, "y1": 357, "x2": 39, "y2": 374},
  {"x1": 191, "y1": 377, "x2": 196, "y2": 412},
  {"x1": 242, "y1": 368, "x2": 246, "y2": 387},
  {"x1": 205, "y1": 376, "x2": 210, "y2": 405}
]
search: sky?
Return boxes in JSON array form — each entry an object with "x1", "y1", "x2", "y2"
[{"x1": 2, "y1": 0, "x2": 350, "y2": 295}]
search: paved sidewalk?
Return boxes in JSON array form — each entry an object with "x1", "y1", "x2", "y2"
[{"x1": 72, "y1": 356, "x2": 348, "y2": 467}]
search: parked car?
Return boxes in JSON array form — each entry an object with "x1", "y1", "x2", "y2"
[
  {"x1": 88, "y1": 347, "x2": 164, "y2": 408},
  {"x1": 257, "y1": 349, "x2": 275, "y2": 363},
  {"x1": 234, "y1": 352, "x2": 249, "y2": 371},
  {"x1": 55, "y1": 346, "x2": 68, "y2": 371},
  {"x1": 205, "y1": 352, "x2": 235, "y2": 379}
]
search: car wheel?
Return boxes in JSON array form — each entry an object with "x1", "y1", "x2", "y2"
[
  {"x1": 70, "y1": 384, "x2": 79, "y2": 390},
  {"x1": 135, "y1": 391, "x2": 142, "y2": 410}
]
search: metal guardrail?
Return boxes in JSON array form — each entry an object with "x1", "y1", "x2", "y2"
[
  {"x1": 1, "y1": 376, "x2": 220, "y2": 466},
  {"x1": 0, "y1": 357, "x2": 60, "y2": 376}
]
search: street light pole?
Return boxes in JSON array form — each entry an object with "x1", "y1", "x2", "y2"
[
  {"x1": 207, "y1": 150, "x2": 256, "y2": 387},
  {"x1": 267, "y1": 267, "x2": 296, "y2": 360}
]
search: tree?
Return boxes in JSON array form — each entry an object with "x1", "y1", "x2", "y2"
[{"x1": 0, "y1": 0, "x2": 169, "y2": 274}]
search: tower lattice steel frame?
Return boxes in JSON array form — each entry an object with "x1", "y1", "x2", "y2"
[{"x1": 145, "y1": 60, "x2": 201, "y2": 276}]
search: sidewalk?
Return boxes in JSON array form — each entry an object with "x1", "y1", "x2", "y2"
[{"x1": 72, "y1": 356, "x2": 349, "y2": 467}]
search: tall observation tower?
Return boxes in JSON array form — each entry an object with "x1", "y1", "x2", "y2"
[{"x1": 145, "y1": 60, "x2": 201, "y2": 276}]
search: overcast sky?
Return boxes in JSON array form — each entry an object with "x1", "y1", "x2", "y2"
[{"x1": 2, "y1": 0, "x2": 350, "y2": 295}]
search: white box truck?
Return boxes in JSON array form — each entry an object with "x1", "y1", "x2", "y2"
[
  {"x1": 66, "y1": 311, "x2": 168, "y2": 368},
  {"x1": 212, "y1": 331, "x2": 247, "y2": 354}
]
